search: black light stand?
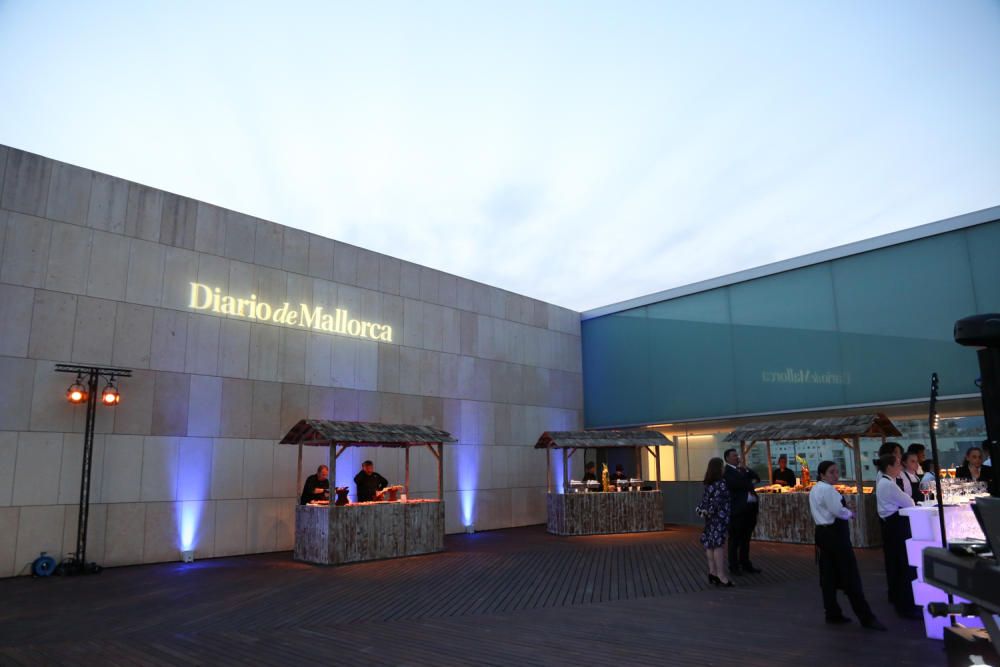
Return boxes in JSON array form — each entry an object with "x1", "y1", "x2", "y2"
[{"x1": 54, "y1": 363, "x2": 131, "y2": 575}]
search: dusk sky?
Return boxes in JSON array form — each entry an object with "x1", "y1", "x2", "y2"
[{"x1": 1, "y1": 1, "x2": 998, "y2": 311}]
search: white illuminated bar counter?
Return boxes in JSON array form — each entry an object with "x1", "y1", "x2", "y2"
[
  {"x1": 902, "y1": 501, "x2": 986, "y2": 639},
  {"x1": 281, "y1": 419, "x2": 454, "y2": 566}
]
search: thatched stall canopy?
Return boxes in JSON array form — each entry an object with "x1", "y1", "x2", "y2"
[
  {"x1": 535, "y1": 430, "x2": 669, "y2": 494},
  {"x1": 723, "y1": 413, "x2": 901, "y2": 546},
  {"x1": 724, "y1": 414, "x2": 901, "y2": 444},
  {"x1": 281, "y1": 420, "x2": 456, "y2": 501}
]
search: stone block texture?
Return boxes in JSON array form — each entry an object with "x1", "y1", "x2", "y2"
[{"x1": 0, "y1": 145, "x2": 583, "y2": 576}]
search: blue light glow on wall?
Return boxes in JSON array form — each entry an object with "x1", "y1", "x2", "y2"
[
  {"x1": 175, "y1": 438, "x2": 213, "y2": 553},
  {"x1": 336, "y1": 453, "x2": 356, "y2": 503},
  {"x1": 456, "y1": 445, "x2": 479, "y2": 526},
  {"x1": 177, "y1": 501, "x2": 203, "y2": 551},
  {"x1": 549, "y1": 450, "x2": 567, "y2": 495}
]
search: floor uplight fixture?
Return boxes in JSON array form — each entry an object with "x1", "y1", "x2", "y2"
[{"x1": 55, "y1": 364, "x2": 132, "y2": 575}]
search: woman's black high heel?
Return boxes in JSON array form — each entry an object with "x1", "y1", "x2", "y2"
[
  {"x1": 708, "y1": 574, "x2": 721, "y2": 586},
  {"x1": 720, "y1": 579, "x2": 734, "y2": 587}
]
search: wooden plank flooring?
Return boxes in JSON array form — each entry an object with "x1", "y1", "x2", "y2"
[{"x1": 0, "y1": 525, "x2": 946, "y2": 666}]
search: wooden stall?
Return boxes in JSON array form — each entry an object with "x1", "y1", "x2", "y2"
[
  {"x1": 723, "y1": 413, "x2": 901, "y2": 548},
  {"x1": 537, "y1": 430, "x2": 667, "y2": 536},
  {"x1": 281, "y1": 420, "x2": 455, "y2": 565}
]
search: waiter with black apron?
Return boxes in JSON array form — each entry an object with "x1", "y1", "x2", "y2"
[
  {"x1": 875, "y1": 452, "x2": 920, "y2": 619},
  {"x1": 809, "y1": 460, "x2": 885, "y2": 630}
]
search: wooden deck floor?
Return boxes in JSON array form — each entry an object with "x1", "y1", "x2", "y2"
[{"x1": 0, "y1": 525, "x2": 944, "y2": 666}]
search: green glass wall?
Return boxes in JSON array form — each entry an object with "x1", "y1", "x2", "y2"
[{"x1": 582, "y1": 219, "x2": 1000, "y2": 428}]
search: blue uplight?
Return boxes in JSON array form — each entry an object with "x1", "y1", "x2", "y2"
[
  {"x1": 457, "y1": 445, "x2": 479, "y2": 526},
  {"x1": 177, "y1": 501, "x2": 202, "y2": 551},
  {"x1": 550, "y1": 450, "x2": 566, "y2": 494},
  {"x1": 175, "y1": 439, "x2": 212, "y2": 554}
]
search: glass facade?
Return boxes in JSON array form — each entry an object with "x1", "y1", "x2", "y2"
[
  {"x1": 582, "y1": 219, "x2": 1000, "y2": 429},
  {"x1": 653, "y1": 414, "x2": 988, "y2": 484}
]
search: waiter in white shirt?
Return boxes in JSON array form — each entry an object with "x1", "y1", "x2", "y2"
[
  {"x1": 809, "y1": 461, "x2": 885, "y2": 630},
  {"x1": 900, "y1": 451, "x2": 924, "y2": 503},
  {"x1": 875, "y1": 452, "x2": 920, "y2": 619}
]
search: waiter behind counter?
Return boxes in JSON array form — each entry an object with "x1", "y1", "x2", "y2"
[
  {"x1": 581, "y1": 462, "x2": 631, "y2": 486},
  {"x1": 772, "y1": 454, "x2": 796, "y2": 487},
  {"x1": 299, "y1": 461, "x2": 391, "y2": 505}
]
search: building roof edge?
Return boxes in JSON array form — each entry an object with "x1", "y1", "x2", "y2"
[{"x1": 581, "y1": 204, "x2": 1000, "y2": 320}]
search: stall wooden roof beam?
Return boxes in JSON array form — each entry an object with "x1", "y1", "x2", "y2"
[{"x1": 280, "y1": 420, "x2": 455, "y2": 502}]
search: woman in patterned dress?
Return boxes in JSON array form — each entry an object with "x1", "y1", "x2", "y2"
[{"x1": 697, "y1": 457, "x2": 733, "y2": 587}]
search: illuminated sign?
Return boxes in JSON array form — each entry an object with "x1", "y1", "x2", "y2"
[
  {"x1": 188, "y1": 282, "x2": 393, "y2": 342},
  {"x1": 760, "y1": 368, "x2": 851, "y2": 385}
]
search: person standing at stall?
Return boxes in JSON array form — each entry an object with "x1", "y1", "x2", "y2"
[
  {"x1": 697, "y1": 457, "x2": 733, "y2": 588},
  {"x1": 583, "y1": 461, "x2": 599, "y2": 483},
  {"x1": 772, "y1": 454, "x2": 796, "y2": 487},
  {"x1": 724, "y1": 448, "x2": 762, "y2": 575},
  {"x1": 875, "y1": 453, "x2": 920, "y2": 619},
  {"x1": 878, "y1": 441, "x2": 906, "y2": 492},
  {"x1": 901, "y1": 451, "x2": 924, "y2": 504},
  {"x1": 907, "y1": 443, "x2": 927, "y2": 473},
  {"x1": 300, "y1": 464, "x2": 331, "y2": 505},
  {"x1": 809, "y1": 460, "x2": 886, "y2": 630},
  {"x1": 920, "y1": 459, "x2": 938, "y2": 487},
  {"x1": 956, "y1": 446, "x2": 994, "y2": 484},
  {"x1": 354, "y1": 460, "x2": 389, "y2": 502}
]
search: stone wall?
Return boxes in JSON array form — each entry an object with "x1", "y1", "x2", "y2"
[{"x1": 0, "y1": 145, "x2": 583, "y2": 576}]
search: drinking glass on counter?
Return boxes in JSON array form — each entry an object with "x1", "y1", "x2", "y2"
[{"x1": 919, "y1": 478, "x2": 934, "y2": 503}]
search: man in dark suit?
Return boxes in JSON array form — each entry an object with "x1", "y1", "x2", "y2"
[{"x1": 724, "y1": 448, "x2": 762, "y2": 575}]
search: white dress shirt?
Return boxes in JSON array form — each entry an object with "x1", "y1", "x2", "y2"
[
  {"x1": 809, "y1": 481, "x2": 853, "y2": 526},
  {"x1": 902, "y1": 470, "x2": 921, "y2": 497},
  {"x1": 876, "y1": 473, "x2": 915, "y2": 519}
]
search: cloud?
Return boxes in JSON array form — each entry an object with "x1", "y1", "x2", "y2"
[{"x1": 0, "y1": 1, "x2": 998, "y2": 314}]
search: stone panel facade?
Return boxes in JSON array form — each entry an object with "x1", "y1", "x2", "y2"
[{"x1": 0, "y1": 145, "x2": 583, "y2": 576}]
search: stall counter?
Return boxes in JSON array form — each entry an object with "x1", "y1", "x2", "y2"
[
  {"x1": 752, "y1": 487, "x2": 881, "y2": 548},
  {"x1": 295, "y1": 499, "x2": 444, "y2": 565},
  {"x1": 547, "y1": 490, "x2": 663, "y2": 536}
]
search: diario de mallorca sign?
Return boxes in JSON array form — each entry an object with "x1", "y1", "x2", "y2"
[
  {"x1": 188, "y1": 282, "x2": 394, "y2": 342},
  {"x1": 760, "y1": 368, "x2": 851, "y2": 385}
]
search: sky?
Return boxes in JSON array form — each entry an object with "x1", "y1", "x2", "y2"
[{"x1": 1, "y1": 1, "x2": 998, "y2": 312}]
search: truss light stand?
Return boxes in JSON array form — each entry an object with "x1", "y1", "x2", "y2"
[{"x1": 54, "y1": 364, "x2": 132, "y2": 575}]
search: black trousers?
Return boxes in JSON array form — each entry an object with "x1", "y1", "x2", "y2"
[
  {"x1": 728, "y1": 503, "x2": 758, "y2": 569},
  {"x1": 815, "y1": 520, "x2": 875, "y2": 622},
  {"x1": 880, "y1": 512, "x2": 917, "y2": 612}
]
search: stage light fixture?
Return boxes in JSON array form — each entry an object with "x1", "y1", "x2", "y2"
[
  {"x1": 66, "y1": 375, "x2": 87, "y2": 404},
  {"x1": 55, "y1": 364, "x2": 132, "y2": 575},
  {"x1": 101, "y1": 378, "x2": 120, "y2": 406}
]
